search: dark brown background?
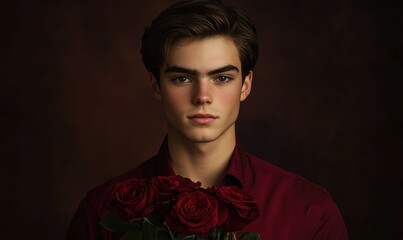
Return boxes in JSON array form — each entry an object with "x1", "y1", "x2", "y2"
[{"x1": 1, "y1": 0, "x2": 401, "y2": 239}]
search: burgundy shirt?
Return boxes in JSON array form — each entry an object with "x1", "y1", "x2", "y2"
[{"x1": 67, "y1": 138, "x2": 348, "y2": 240}]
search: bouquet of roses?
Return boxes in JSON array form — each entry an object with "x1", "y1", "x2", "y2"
[{"x1": 100, "y1": 175, "x2": 261, "y2": 240}]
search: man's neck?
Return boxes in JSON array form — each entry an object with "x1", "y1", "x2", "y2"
[{"x1": 167, "y1": 131, "x2": 236, "y2": 188}]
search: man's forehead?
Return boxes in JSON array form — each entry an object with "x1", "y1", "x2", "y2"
[
  {"x1": 162, "y1": 37, "x2": 241, "y2": 74},
  {"x1": 166, "y1": 36, "x2": 239, "y2": 57}
]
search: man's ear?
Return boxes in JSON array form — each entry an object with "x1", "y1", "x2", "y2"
[
  {"x1": 150, "y1": 73, "x2": 162, "y2": 100},
  {"x1": 240, "y1": 71, "x2": 253, "y2": 101}
]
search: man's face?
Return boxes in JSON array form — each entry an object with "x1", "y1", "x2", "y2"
[{"x1": 152, "y1": 36, "x2": 252, "y2": 143}]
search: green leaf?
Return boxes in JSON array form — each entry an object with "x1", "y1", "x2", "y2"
[
  {"x1": 175, "y1": 234, "x2": 194, "y2": 240},
  {"x1": 99, "y1": 214, "x2": 138, "y2": 232},
  {"x1": 143, "y1": 217, "x2": 154, "y2": 226},
  {"x1": 143, "y1": 220, "x2": 154, "y2": 239},
  {"x1": 144, "y1": 214, "x2": 167, "y2": 231},
  {"x1": 182, "y1": 236, "x2": 195, "y2": 240},
  {"x1": 239, "y1": 232, "x2": 260, "y2": 240},
  {"x1": 121, "y1": 229, "x2": 143, "y2": 240},
  {"x1": 154, "y1": 228, "x2": 171, "y2": 240},
  {"x1": 209, "y1": 228, "x2": 217, "y2": 239},
  {"x1": 142, "y1": 220, "x2": 171, "y2": 240},
  {"x1": 213, "y1": 228, "x2": 226, "y2": 240}
]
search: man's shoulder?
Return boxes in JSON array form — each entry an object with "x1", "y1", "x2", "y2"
[
  {"x1": 245, "y1": 152, "x2": 331, "y2": 200},
  {"x1": 85, "y1": 155, "x2": 159, "y2": 202},
  {"x1": 241, "y1": 152, "x2": 348, "y2": 238}
]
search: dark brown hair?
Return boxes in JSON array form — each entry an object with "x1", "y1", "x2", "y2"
[{"x1": 140, "y1": 0, "x2": 258, "y2": 82}]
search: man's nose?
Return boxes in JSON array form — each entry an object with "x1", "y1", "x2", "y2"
[{"x1": 192, "y1": 79, "x2": 212, "y2": 105}]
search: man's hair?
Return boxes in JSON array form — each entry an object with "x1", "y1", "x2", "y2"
[{"x1": 140, "y1": 0, "x2": 258, "y2": 82}]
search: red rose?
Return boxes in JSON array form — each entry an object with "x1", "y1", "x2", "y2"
[
  {"x1": 166, "y1": 190, "x2": 228, "y2": 237},
  {"x1": 153, "y1": 175, "x2": 201, "y2": 215},
  {"x1": 171, "y1": 175, "x2": 202, "y2": 192},
  {"x1": 215, "y1": 185, "x2": 260, "y2": 232},
  {"x1": 154, "y1": 175, "x2": 201, "y2": 202},
  {"x1": 112, "y1": 178, "x2": 158, "y2": 222}
]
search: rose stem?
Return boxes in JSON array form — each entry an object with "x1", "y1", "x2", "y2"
[
  {"x1": 166, "y1": 225, "x2": 175, "y2": 240},
  {"x1": 231, "y1": 232, "x2": 237, "y2": 240}
]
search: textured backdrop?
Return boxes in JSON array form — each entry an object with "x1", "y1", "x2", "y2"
[{"x1": 1, "y1": 0, "x2": 401, "y2": 239}]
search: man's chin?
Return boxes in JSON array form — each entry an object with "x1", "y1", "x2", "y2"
[
  {"x1": 185, "y1": 135, "x2": 217, "y2": 143},
  {"x1": 178, "y1": 131, "x2": 220, "y2": 144},
  {"x1": 168, "y1": 124, "x2": 235, "y2": 144}
]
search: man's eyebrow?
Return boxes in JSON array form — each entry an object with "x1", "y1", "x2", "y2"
[
  {"x1": 165, "y1": 65, "x2": 239, "y2": 77},
  {"x1": 207, "y1": 65, "x2": 239, "y2": 75},
  {"x1": 165, "y1": 66, "x2": 199, "y2": 76}
]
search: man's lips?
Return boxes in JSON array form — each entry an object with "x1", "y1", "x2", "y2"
[{"x1": 187, "y1": 114, "x2": 218, "y2": 125}]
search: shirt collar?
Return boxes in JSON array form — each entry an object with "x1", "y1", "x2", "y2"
[
  {"x1": 221, "y1": 137, "x2": 246, "y2": 188},
  {"x1": 154, "y1": 136, "x2": 246, "y2": 188},
  {"x1": 153, "y1": 136, "x2": 176, "y2": 177}
]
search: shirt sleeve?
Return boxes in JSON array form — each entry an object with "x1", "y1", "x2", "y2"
[
  {"x1": 308, "y1": 195, "x2": 349, "y2": 240},
  {"x1": 66, "y1": 194, "x2": 103, "y2": 240}
]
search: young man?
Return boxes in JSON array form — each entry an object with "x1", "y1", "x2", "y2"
[{"x1": 67, "y1": 0, "x2": 348, "y2": 239}]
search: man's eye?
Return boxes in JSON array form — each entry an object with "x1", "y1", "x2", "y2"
[
  {"x1": 216, "y1": 76, "x2": 232, "y2": 82},
  {"x1": 172, "y1": 77, "x2": 190, "y2": 83}
]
